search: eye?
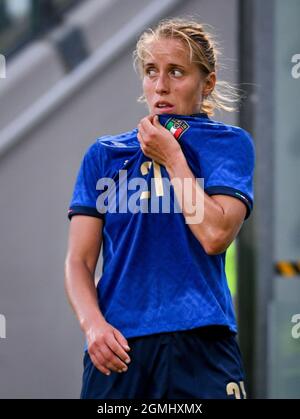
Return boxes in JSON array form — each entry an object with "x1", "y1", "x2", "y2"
[
  {"x1": 170, "y1": 68, "x2": 183, "y2": 77},
  {"x1": 145, "y1": 67, "x2": 157, "y2": 77}
]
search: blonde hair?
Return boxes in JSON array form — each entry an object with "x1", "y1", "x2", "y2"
[{"x1": 133, "y1": 18, "x2": 240, "y2": 116}]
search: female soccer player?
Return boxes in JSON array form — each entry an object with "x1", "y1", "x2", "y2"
[{"x1": 65, "y1": 18, "x2": 254, "y2": 399}]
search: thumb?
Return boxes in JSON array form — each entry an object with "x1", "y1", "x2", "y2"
[
  {"x1": 153, "y1": 115, "x2": 161, "y2": 126},
  {"x1": 113, "y1": 328, "x2": 131, "y2": 351}
]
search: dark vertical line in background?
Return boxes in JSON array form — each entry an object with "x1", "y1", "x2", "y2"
[
  {"x1": 237, "y1": 0, "x2": 256, "y2": 399},
  {"x1": 238, "y1": 0, "x2": 275, "y2": 399}
]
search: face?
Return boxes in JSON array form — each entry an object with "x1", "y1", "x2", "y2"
[{"x1": 142, "y1": 38, "x2": 215, "y2": 116}]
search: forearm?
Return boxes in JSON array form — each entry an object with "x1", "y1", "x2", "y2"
[
  {"x1": 64, "y1": 259, "x2": 106, "y2": 334},
  {"x1": 166, "y1": 152, "x2": 227, "y2": 253}
]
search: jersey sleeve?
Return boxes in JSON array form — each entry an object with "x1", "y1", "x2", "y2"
[
  {"x1": 204, "y1": 128, "x2": 255, "y2": 220},
  {"x1": 67, "y1": 141, "x2": 104, "y2": 221}
]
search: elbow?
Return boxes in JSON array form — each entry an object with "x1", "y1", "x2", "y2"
[
  {"x1": 64, "y1": 253, "x2": 95, "y2": 281},
  {"x1": 204, "y1": 242, "x2": 227, "y2": 255},
  {"x1": 202, "y1": 229, "x2": 230, "y2": 255}
]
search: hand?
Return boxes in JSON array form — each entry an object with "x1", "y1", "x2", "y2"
[
  {"x1": 86, "y1": 320, "x2": 131, "y2": 376},
  {"x1": 137, "y1": 115, "x2": 183, "y2": 167}
]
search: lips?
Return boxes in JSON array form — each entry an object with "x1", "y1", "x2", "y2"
[{"x1": 154, "y1": 101, "x2": 175, "y2": 112}]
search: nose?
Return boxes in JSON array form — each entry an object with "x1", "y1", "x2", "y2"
[{"x1": 155, "y1": 73, "x2": 169, "y2": 94}]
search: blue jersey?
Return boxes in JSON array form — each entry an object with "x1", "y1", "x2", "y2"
[{"x1": 68, "y1": 113, "x2": 255, "y2": 338}]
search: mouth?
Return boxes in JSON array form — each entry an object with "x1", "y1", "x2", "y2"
[{"x1": 154, "y1": 101, "x2": 175, "y2": 113}]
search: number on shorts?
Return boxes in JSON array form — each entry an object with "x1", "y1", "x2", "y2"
[{"x1": 226, "y1": 381, "x2": 247, "y2": 399}]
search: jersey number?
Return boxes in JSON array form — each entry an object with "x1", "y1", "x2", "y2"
[{"x1": 140, "y1": 160, "x2": 164, "y2": 200}]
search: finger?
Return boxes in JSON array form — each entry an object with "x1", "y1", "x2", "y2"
[
  {"x1": 89, "y1": 350, "x2": 112, "y2": 376},
  {"x1": 153, "y1": 115, "x2": 161, "y2": 127},
  {"x1": 107, "y1": 331, "x2": 131, "y2": 364},
  {"x1": 137, "y1": 132, "x2": 147, "y2": 155},
  {"x1": 106, "y1": 359, "x2": 128, "y2": 374},
  {"x1": 141, "y1": 117, "x2": 153, "y2": 131},
  {"x1": 138, "y1": 131, "x2": 151, "y2": 156},
  {"x1": 146, "y1": 114, "x2": 154, "y2": 124},
  {"x1": 100, "y1": 341, "x2": 128, "y2": 372},
  {"x1": 137, "y1": 131, "x2": 144, "y2": 146},
  {"x1": 140, "y1": 116, "x2": 152, "y2": 125},
  {"x1": 154, "y1": 117, "x2": 170, "y2": 136},
  {"x1": 113, "y1": 328, "x2": 131, "y2": 351},
  {"x1": 140, "y1": 118, "x2": 155, "y2": 137},
  {"x1": 138, "y1": 122, "x2": 147, "y2": 139}
]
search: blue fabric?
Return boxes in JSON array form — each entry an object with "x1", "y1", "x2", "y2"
[
  {"x1": 80, "y1": 326, "x2": 246, "y2": 399},
  {"x1": 68, "y1": 113, "x2": 255, "y2": 339}
]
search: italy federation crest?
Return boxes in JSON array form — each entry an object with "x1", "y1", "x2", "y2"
[{"x1": 164, "y1": 118, "x2": 190, "y2": 140}]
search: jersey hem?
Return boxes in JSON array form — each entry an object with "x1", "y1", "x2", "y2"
[
  {"x1": 68, "y1": 205, "x2": 104, "y2": 220},
  {"x1": 205, "y1": 185, "x2": 253, "y2": 220}
]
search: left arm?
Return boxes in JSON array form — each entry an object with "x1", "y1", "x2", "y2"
[
  {"x1": 166, "y1": 153, "x2": 246, "y2": 254},
  {"x1": 137, "y1": 115, "x2": 246, "y2": 255}
]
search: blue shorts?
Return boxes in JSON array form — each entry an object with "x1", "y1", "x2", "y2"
[{"x1": 80, "y1": 326, "x2": 247, "y2": 399}]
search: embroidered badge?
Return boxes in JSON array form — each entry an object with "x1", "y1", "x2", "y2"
[{"x1": 165, "y1": 118, "x2": 190, "y2": 140}]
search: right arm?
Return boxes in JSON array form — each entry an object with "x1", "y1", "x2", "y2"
[{"x1": 64, "y1": 215, "x2": 131, "y2": 375}]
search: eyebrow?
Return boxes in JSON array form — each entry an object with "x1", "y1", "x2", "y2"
[{"x1": 143, "y1": 62, "x2": 186, "y2": 69}]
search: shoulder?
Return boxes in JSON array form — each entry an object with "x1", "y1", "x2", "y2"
[
  {"x1": 204, "y1": 117, "x2": 252, "y2": 139},
  {"x1": 82, "y1": 128, "x2": 139, "y2": 163},
  {"x1": 203, "y1": 118, "x2": 255, "y2": 156},
  {"x1": 95, "y1": 128, "x2": 139, "y2": 150},
  {"x1": 177, "y1": 114, "x2": 254, "y2": 148}
]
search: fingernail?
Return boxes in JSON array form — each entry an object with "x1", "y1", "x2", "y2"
[
  {"x1": 122, "y1": 367, "x2": 128, "y2": 372},
  {"x1": 106, "y1": 371, "x2": 111, "y2": 376},
  {"x1": 124, "y1": 345, "x2": 130, "y2": 351},
  {"x1": 125, "y1": 358, "x2": 130, "y2": 364}
]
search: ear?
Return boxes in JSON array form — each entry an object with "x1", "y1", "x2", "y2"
[{"x1": 202, "y1": 72, "x2": 216, "y2": 97}]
